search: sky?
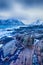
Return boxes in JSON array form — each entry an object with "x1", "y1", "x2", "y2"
[{"x1": 0, "y1": 0, "x2": 43, "y2": 24}]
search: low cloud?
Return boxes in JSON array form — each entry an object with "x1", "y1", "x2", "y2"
[{"x1": 0, "y1": 0, "x2": 43, "y2": 24}]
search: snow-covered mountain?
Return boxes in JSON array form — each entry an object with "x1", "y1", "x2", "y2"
[
  {"x1": 0, "y1": 19, "x2": 24, "y2": 29},
  {"x1": 29, "y1": 20, "x2": 43, "y2": 26},
  {"x1": 0, "y1": 19, "x2": 24, "y2": 25}
]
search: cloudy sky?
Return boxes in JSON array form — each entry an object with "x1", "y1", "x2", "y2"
[{"x1": 0, "y1": 0, "x2": 43, "y2": 24}]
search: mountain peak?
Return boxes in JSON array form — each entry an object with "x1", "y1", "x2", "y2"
[
  {"x1": 0, "y1": 18, "x2": 24, "y2": 29},
  {"x1": 30, "y1": 19, "x2": 43, "y2": 26}
]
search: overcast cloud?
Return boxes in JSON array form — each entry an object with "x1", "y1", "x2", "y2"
[{"x1": 0, "y1": 0, "x2": 43, "y2": 24}]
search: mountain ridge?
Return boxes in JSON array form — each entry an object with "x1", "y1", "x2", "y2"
[
  {"x1": 0, "y1": 19, "x2": 24, "y2": 29},
  {"x1": 29, "y1": 20, "x2": 43, "y2": 26}
]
